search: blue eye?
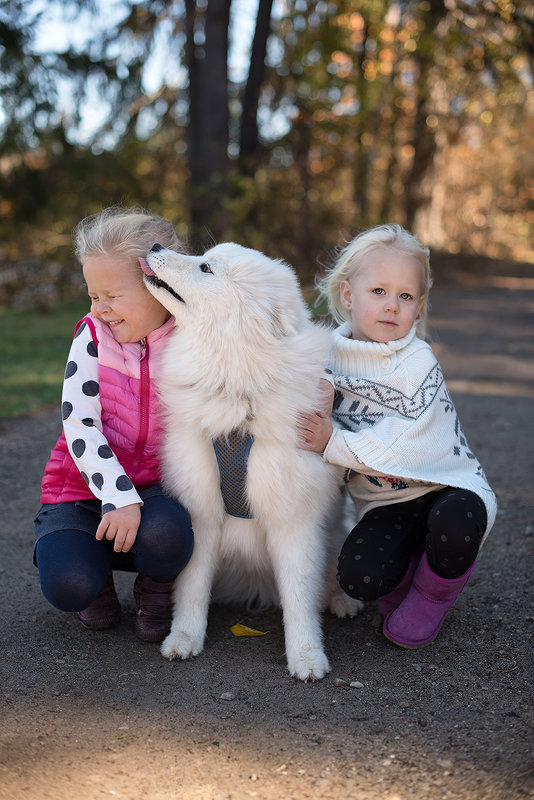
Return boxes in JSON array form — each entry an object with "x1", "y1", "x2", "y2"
[{"x1": 200, "y1": 263, "x2": 213, "y2": 274}]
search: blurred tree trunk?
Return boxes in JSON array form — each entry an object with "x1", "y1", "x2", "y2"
[
  {"x1": 403, "y1": 0, "x2": 447, "y2": 230},
  {"x1": 185, "y1": 0, "x2": 231, "y2": 244},
  {"x1": 239, "y1": 0, "x2": 274, "y2": 174},
  {"x1": 352, "y1": 17, "x2": 370, "y2": 225}
]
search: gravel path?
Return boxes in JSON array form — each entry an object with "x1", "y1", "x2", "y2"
[{"x1": 1, "y1": 261, "x2": 533, "y2": 800}]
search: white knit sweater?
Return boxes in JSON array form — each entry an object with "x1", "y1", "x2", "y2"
[{"x1": 323, "y1": 324, "x2": 497, "y2": 539}]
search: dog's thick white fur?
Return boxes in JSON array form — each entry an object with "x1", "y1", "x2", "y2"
[{"x1": 143, "y1": 242, "x2": 361, "y2": 681}]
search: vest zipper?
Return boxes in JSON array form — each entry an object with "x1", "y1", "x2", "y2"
[{"x1": 132, "y1": 337, "x2": 150, "y2": 472}]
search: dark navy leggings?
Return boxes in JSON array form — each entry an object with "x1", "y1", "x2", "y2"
[
  {"x1": 337, "y1": 488, "x2": 487, "y2": 602},
  {"x1": 35, "y1": 493, "x2": 194, "y2": 612}
]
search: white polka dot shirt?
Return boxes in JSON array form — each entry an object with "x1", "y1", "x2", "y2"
[{"x1": 61, "y1": 323, "x2": 143, "y2": 512}]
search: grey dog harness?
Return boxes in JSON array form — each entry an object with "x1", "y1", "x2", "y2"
[{"x1": 212, "y1": 430, "x2": 254, "y2": 518}]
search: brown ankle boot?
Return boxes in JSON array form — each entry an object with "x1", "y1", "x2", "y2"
[
  {"x1": 78, "y1": 573, "x2": 121, "y2": 631},
  {"x1": 133, "y1": 574, "x2": 174, "y2": 642}
]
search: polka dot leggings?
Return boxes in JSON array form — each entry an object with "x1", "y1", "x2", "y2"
[{"x1": 337, "y1": 488, "x2": 487, "y2": 602}]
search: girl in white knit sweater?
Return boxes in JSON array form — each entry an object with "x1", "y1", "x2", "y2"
[{"x1": 297, "y1": 224, "x2": 496, "y2": 649}]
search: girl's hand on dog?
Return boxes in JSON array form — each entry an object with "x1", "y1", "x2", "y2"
[
  {"x1": 297, "y1": 379, "x2": 334, "y2": 452},
  {"x1": 297, "y1": 410, "x2": 333, "y2": 453},
  {"x1": 96, "y1": 503, "x2": 142, "y2": 553},
  {"x1": 317, "y1": 378, "x2": 335, "y2": 416}
]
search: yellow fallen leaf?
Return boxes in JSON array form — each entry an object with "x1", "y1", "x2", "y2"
[{"x1": 230, "y1": 623, "x2": 268, "y2": 637}]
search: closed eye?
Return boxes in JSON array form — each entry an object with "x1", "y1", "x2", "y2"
[{"x1": 200, "y1": 263, "x2": 213, "y2": 274}]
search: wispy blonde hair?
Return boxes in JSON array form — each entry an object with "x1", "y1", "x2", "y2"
[
  {"x1": 74, "y1": 206, "x2": 184, "y2": 280},
  {"x1": 317, "y1": 224, "x2": 432, "y2": 339}
]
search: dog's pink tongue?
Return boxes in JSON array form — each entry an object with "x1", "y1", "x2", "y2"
[{"x1": 139, "y1": 257, "x2": 155, "y2": 276}]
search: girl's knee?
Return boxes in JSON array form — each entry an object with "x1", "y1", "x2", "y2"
[
  {"x1": 134, "y1": 509, "x2": 194, "y2": 581},
  {"x1": 427, "y1": 490, "x2": 486, "y2": 578},
  {"x1": 35, "y1": 532, "x2": 108, "y2": 611},
  {"x1": 39, "y1": 569, "x2": 101, "y2": 612},
  {"x1": 337, "y1": 573, "x2": 380, "y2": 602},
  {"x1": 428, "y1": 491, "x2": 486, "y2": 552},
  {"x1": 337, "y1": 552, "x2": 383, "y2": 601}
]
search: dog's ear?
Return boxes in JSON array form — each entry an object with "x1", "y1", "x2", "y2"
[{"x1": 270, "y1": 299, "x2": 302, "y2": 338}]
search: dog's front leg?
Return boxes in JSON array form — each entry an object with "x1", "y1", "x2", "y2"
[
  {"x1": 323, "y1": 487, "x2": 363, "y2": 618},
  {"x1": 160, "y1": 515, "x2": 220, "y2": 661},
  {"x1": 267, "y1": 525, "x2": 330, "y2": 682}
]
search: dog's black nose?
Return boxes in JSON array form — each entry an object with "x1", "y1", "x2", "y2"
[{"x1": 150, "y1": 243, "x2": 164, "y2": 252}]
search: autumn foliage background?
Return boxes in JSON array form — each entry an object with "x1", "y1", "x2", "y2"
[{"x1": 0, "y1": 0, "x2": 532, "y2": 310}]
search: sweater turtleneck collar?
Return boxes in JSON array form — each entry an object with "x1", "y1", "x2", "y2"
[
  {"x1": 333, "y1": 323, "x2": 417, "y2": 353},
  {"x1": 330, "y1": 323, "x2": 418, "y2": 377}
]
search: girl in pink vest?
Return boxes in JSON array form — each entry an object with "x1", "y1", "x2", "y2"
[{"x1": 34, "y1": 207, "x2": 194, "y2": 642}]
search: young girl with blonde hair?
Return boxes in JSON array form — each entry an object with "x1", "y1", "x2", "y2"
[
  {"x1": 34, "y1": 207, "x2": 194, "y2": 642},
  {"x1": 298, "y1": 224, "x2": 496, "y2": 649}
]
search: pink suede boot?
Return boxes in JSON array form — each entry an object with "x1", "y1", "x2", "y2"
[
  {"x1": 383, "y1": 553, "x2": 475, "y2": 649},
  {"x1": 378, "y1": 552, "x2": 421, "y2": 621}
]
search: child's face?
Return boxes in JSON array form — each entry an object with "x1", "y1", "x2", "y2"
[
  {"x1": 339, "y1": 247, "x2": 425, "y2": 343},
  {"x1": 83, "y1": 254, "x2": 171, "y2": 343}
]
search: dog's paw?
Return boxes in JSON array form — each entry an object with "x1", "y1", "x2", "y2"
[
  {"x1": 288, "y1": 648, "x2": 331, "y2": 682},
  {"x1": 160, "y1": 631, "x2": 203, "y2": 661},
  {"x1": 328, "y1": 590, "x2": 363, "y2": 619}
]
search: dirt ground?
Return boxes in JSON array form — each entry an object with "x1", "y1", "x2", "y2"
[{"x1": 1, "y1": 255, "x2": 533, "y2": 800}]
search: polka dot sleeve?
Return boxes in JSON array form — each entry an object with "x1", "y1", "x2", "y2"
[{"x1": 61, "y1": 321, "x2": 142, "y2": 512}]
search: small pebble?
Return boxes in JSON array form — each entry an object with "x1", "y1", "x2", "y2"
[
  {"x1": 333, "y1": 678, "x2": 349, "y2": 687},
  {"x1": 219, "y1": 692, "x2": 236, "y2": 701},
  {"x1": 350, "y1": 681, "x2": 364, "y2": 689}
]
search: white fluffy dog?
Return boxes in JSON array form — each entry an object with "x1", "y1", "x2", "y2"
[{"x1": 142, "y1": 242, "x2": 360, "y2": 681}]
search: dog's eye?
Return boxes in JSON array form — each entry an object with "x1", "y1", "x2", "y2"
[{"x1": 200, "y1": 263, "x2": 213, "y2": 274}]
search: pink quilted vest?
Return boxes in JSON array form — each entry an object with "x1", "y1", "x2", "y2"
[{"x1": 40, "y1": 314, "x2": 175, "y2": 504}]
